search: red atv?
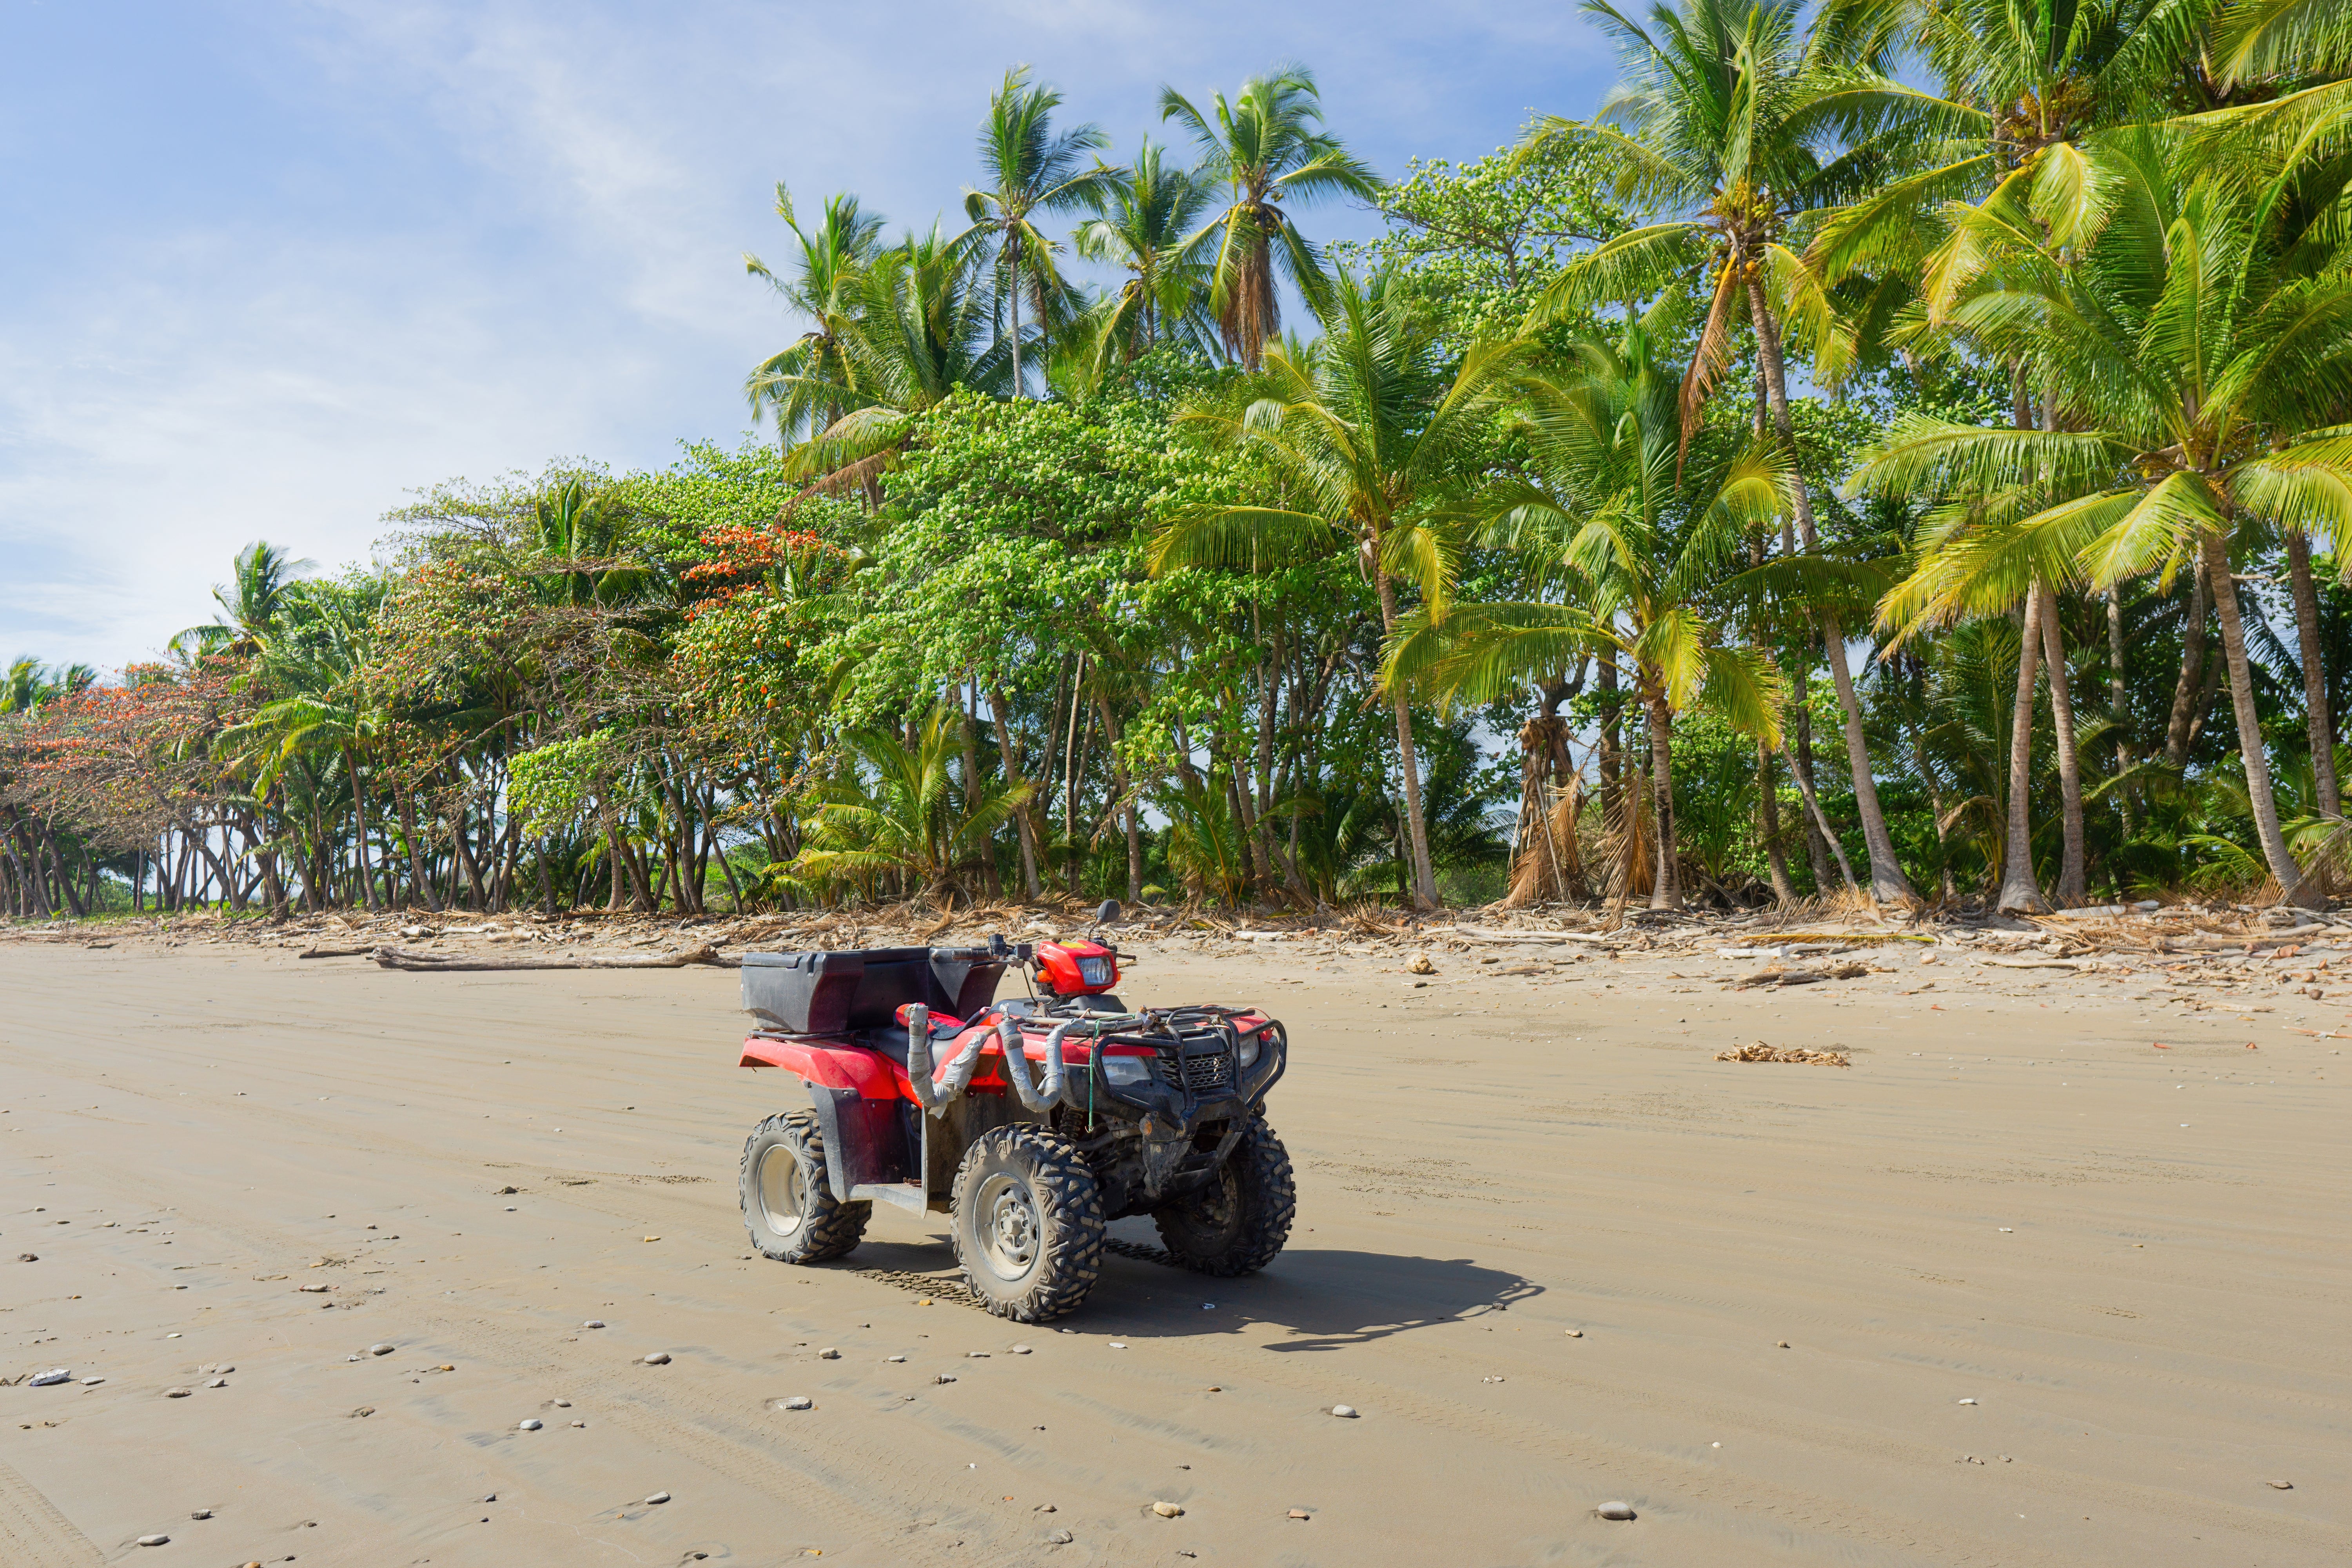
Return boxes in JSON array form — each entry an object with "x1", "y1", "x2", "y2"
[{"x1": 733, "y1": 902, "x2": 1295, "y2": 1321}]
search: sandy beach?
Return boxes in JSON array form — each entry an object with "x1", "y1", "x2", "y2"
[{"x1": 2, "y1": 925, "x2": 2346, "y2": 1566}]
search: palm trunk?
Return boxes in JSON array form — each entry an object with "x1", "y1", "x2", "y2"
[
  {"x1": 1644, "y1": 695, "x2": 1679, "y2": 909},
  {"x1": 961, "y1": 681, "x2": 1000, "y2": 898},
  {"x1": 2109, "y1": 587, "x2": 2134, "y2": 834},
  {"x1": 1786, "y1": 748, "x2": 1860, "y2": 892},
  {"x1": 2287, "y1": 529, "x2": 2340, "y2": 818},
  {"x1": 1791, "y1": 657, "x2": 1833, "y2": 889},
  {"x1": 1757, "y1": 743, "x2": 1797, "y2": 904},
  {"x1": 2038, "y1": 588, "x2": 2088, "y2": 906},
  {"x1": 2202, "y1": 532, "x2": 2317, "y2": 906},
  {"x1": 1006, "y1": 240, "x2": 1024, "y2": 398},
  {"x1": 2164, "y1": 556, "x2": 2210, "y2": 769},
  {"x1": 346, "y1": 753, "x2": 379, "y2": 911},
  {"x1": 1597, "y1": 656, "x2": 1622, "y2": 826},
  {"x1": 1998, "y1": 584, "x2": 2051, "y2": 913},
  {"x1": 1371, "y1": 558, "x2": 1439, "y2": 909},
  {"x1": 1747, "y1": 273, "x2": 1914, "y2": 903},
  {"x1": 1096, "y1": 693, "x2": 1143, "y2": 904}
]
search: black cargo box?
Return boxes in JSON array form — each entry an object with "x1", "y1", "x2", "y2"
[{"x1": 742, "y1": 946, "x2": 1007, "y2": 1034}]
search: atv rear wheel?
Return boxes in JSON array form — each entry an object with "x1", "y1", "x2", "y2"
[
  {"x1": 1151, "y1": 1115, "x2": 1295, "y2": 1276},
  {"x1": 740, "y1": 1110, "x2": 870, "y2": 1263},
  {"x1": 949, "y1": 1125, "x2": 1105, "y2": 1322}
]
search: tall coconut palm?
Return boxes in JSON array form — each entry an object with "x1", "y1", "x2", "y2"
[
  {"x1": 1072, "y1": 139, "x2": 1223, "y2": 370},
  {"x1": 743, "y1": 184, "x2": 887, "y2": 450},
  {"x1": 1150, "y1": 268, "x2": 1524, "y2": 908},
  {"x1": 1525, "y1": 0, "x2": 1926, "y2": 902},
  {"x1": 171, "y1": 541, "x2": 315, "y2": 661},
  {"x1": 1386, "y1": 321, "x2": 1788, "y2": 907},
  {"x1": 1852, "y1": 130, "x2": 2352, "y2": 906},
  {"x1": 963, "y1": 67, "x2": 1119, "y2": 399},
  {"x1": 1158, "y1": 67, "x2": 1382, "y2": 371}
]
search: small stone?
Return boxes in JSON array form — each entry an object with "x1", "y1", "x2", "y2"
[
  {"x1": 1958, "y1": 1397, "x2": 1978, "y2": 1405},
  {"x1": 207, "y1": 1378, "x2": 228, "y2": 1388},
  {"x1": 1288, "y1": 1509, "x2": 1311, "y2": 1520},
  {"x1": 1565, "y1": 1329, "x2": 1582, "y2": 1338},
  {"x1": 1152, "y1": 1501, "x2": 1183, "y2": 1517},
  {"x1": 497, "y1": 1186, "x2": 518, "y2": 1195},
  {"x1": 298, "y1": 1283, "x2": 328, "y2": 1293},
  {"x1": 2268, "y1": 1479, "x2": 2294, "y2": 1489},
  {"x1": 1406, "y1": 953, "x2": 1436, "y2": 975},
  {"x1": 136, "y1": 1534, "x2": 169, "y2": 1546},
  {"x1": 1330, "y1": 1405, "x2": 1357, "y2": 1418},
  {"x1": 817, "y1": 1347, "x2": 841, "y2": 1359},
  {"x1": 886, "y1": 1355, "x2": 906, "y2": 1363},
  {"x1": 570, "y1": 1420, "x2": 585, "y2": 1427},
  {"x1": 643, "y1": 1352, "x2": 671, "y2": 1365},
  {"x1": 164, "y1": 1387, "x2": 192, "y2": 1398},
  {"x1": 583, "y1": 1319, "x2": 606, "y2": 1328},
  {"x1": 28, "y1": 1370, "x2": 69, "y2": 1387},
  {"x1": 16, "y1": 1254, "x2": 35, "y2": 1263},
  {"x1": 781, "y1": 1396, "x2": 813, "y2": 1410},
  {"x1": 216, "y1": 1365, "x2": 234, "y2": 1374},
  {"x1": 1010, "y1": 1345, "x2": 1031, "y2": 1355},
  {"x1": 967, "y1": 1351, "x2": 989, "y2": 1358},
  {"x1": 1109, "y1": 1342, "x2": 1127, "y2": 1350},
  {"x1": 552, "y1": 1399, "x2": 570, "y2": 1407},
  {"x1": 369, "y1": 1344, "x2": 395, "y2": 1356},
  {"x1": 79, "y1": 1377, "x2": 103, "y2": 1387},
  {"x1": 518, "y1": 1418, "x2": 543, "y2": 1430},
  {"x1": 935, "y1": 1374, "x2": 957, "y2": 1384},
  {"x1": 644, "y1": 1491, "x2": 670, "y2": 1505},
  {"x1": 1597, "y1": 1501, "x2": 1637, "y2": 1521},
  {"x1": 191, "y1": 1509, "x2": 212, "y2": 1519},
  {"x1": 1777, "y1": 1341, "x2": 1791, "y2": 1349},
  {"x1": 1034, "y1": 1503, "x2": 1056, "y2": 1513},
  {"x1": 436, "y1": 1363, "x2": 455, "y2": 1372},
  {"x1": 350, "y1": 1406, "x2": 374, "y2": 1417}
]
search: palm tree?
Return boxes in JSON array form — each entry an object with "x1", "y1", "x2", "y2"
[
  {"x1": 1072, "y1": 139, "x2": 1222, "y2": 370},
  {"x1": 1853, "y1": 130, "x2": 2352, "y2": 906},
  {"x1": 789, "y1": 707, "x2": 1034, "y2": 899},
  {"x1": 1159, "y1": 67, "x2": 1382, "y2": 371},
  {"x1": 1151, "y1": 268, "x2": 1523, "y2": 908},
  {"x1": 1387, "y1": 321, "x2": 1788, "y2": 907},
  {"x1": 743, "y1": 184, "x2": 887, "y2": 451},
  {"x1": 1526, "y1": 0, "x2": 1927, "y2": 903},
  {"x1": 963, "y1": 67, "x2": 1119, "y2": 399},
  {"x1": 172, "y1": 541, "x2": 315, "y2": 660}
]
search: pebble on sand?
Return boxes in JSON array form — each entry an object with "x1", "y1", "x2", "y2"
[
  {"x1": 643, "y1": 1492, "x2": 671, "y2": 1505},
  {"x1": 135, "y1": 1534, "x2": 169, "y2": 1546},
  {"x1": 164, "y1": 1388, "x2": 192, "y2": 1398},
  {"x1": 886, "y1": 1355, "x2": 906, "y2": 1363},
  {"x1": 818, "y1": 1348, "x2": 841, "y2": 1359},
  {"x1": 298, "y1": 1283, "x2": 328, "y2": 1293},
  {"x1": 1597, "y1": 1501, "x2": 1637, "y2": 1521},
  {"x1": 29, "y1": 1370, "x2": 69, "y2": 1387},
  {"x1": 935, "y1": 1374, "x2": 958, "y2": 1384},
  {"x1": 190, "y1": 1509, "x2": 211, "y2": 1519},
  {"x1": 780, "y1": 1396, "x2": 814, "y2": 1410},
  {"x1": 1288, "y1": 1509, "x2": 1312, "y2": 1520},
  {"x1": 1152, "y1": 1501, "x2": 1184, "y2": 1517},
  {"x1": 16, "y1": 1254, "x2": 35, "y2": 1263},
  {"x1": 1565, "y1": 1329, "x2": 1583, "y2": 1338},
  {"x1": 1329, "y1": 1405, "x2": 1358, "y2": 1418},
  {"x1": 207, "y1": 1378, "x2": 228, "y2": 1388},
  {"x1": 369, "y1": 1344, "x2": 395, "y2": 1356},
  {"x1": 1010, "y1": 1345, "x2": 1032, "y2": 1355},
  {"x1": 79, "y1": 1377, "x2": 103, "y2": 1387},
  {"x1": 642, "y1": 1352, "x2": 671, "y2": 1365},
  {"x1": 1958, "y1": 1397, "x2": 1978, "y2": 1405},
  {"x1": 583, "y1": 1320, "x2": 605, "y2": 1328},
  {"x1": 518, "y1": 1419, "x2": 543, "y2": 1430},
  {"x1": 1047, "y1": 1527, "x2": 1075, "y2": 1543},
  {"x1": 2269, "y1": 1479, "x2": 2294, "y2": 1490}
]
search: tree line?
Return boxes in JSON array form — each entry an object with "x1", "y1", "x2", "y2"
[{"x1": 5, "y1": 0, "x2": 2351, "y2": 920}]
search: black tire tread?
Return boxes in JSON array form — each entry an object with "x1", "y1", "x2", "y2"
[
  {"x1": 740, "y1": 1109, "x2": 870, "y2": 1264},
  {"x1": 1153, "y1": 1115, "x2": 1295, "y2": 1277},
  {"x1": 949, "y1": 1125, "x2": 1105, "y2": 1323}
]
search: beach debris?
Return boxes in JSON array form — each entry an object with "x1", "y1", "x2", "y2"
[
  {"x1": 1330, "y1": 1404, "x2": 1358, "y2": 1418},
  {"x1": 374, "y1": 943, "x2": 718, "y2": 971},
  {"x1": 136, "y1": 1534, "x2": 169, "y2": 1546},
  {"x1": 29, "y1": 1369, "x2": 69, "y2": 1387},
  {"x1": 207, "y1": 1378, "x2": 227, "y2": 1388},
  {"x1": 1597, "y1": 1501, "x2": 1638, "y2": 1521},
  {"x1": 1716, "y1": 1041, "x2": 1851, "y2": 1067},
  {"x1": 1729, "y1": 962, "x2": 1869, "y2": 989},
  {"x1": 518, "y1": 1418, "x2": 543, "y2": 1431},
  {"x1": 190, "y1": 1509, "x2": 211, "y2": 1519},
  {"x1": 1047, "y1": 1527, "x2": 1075, "y2": 1544},
  {"x1": 298, "y1": 1283, "x2": 328, "y2": 1292},
  {"x1": 643, "y1": 1491, "x2": 670, "y2": 1505},
  {"x1": 1565, "y1": 1328, "x2": 1583, "y2": 1338},
  {"x1": 583, "y1": 1319, "x2": 605, "y2": 1328},
  {"x1": 886, "y1": 1355, "x2": 906, "y2": 1363},
  {"x1": 1010, "y1": 1345, "x2": 1032, "y2": 1354},
  {"x1": 935, "y1": 1374, "x2": 957, "y2": 1384},
  {"x1": 1152, "y1": 1501, "x2": 1184, "y2": 1517},
  {"x1": 642, "y1": 1352, "x2": 671, "y2": 1365},
  {"x1": 16, "y1": 1254, "x2": 35, "y2": 1263},
  {"x1": 1958, "y1": 1397, "x2": 1978, "y2": 1405},
  {"x1": 1406, "y1": 953, "x2": 1436, "y2": 975},
  {"x1": 80, "y1": 1377, "x2": 103, "y2": 1386},
  {"x1": 1289, "y1": 1509, "x2": 1312, "y2": 1520},
  {"x1": 1777, "y1": 1341, "x2": 1791, "y2": 1349},
  {"x1": 818, "y1": 1348, "x2": 841, "y2": 1359},
  {"x1": 350, "y1": 1406, "x2": 374, "y2": 1417},
  {"x1": 780, "y1": 1396, "x2": 814, "y2": 1410},
  {"x1": 163, "y1": 1387, "x2": 192, "y2": 1398},
  {"x1": 1109, "y1": 1342, "x2": 1127, "y2": 1349},
  {"x1": 368, "y1": 1343, "x2": 394, "y2": 1356},
  {"x1": 2268, "y1": 1479, "x2": 2294, "y2": 1489},
  {"x1": 968, "y1": 1351, "x2": 989, "y2": 1358}
]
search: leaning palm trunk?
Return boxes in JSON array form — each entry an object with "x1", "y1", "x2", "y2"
[
  {"x1": 1372, "y1": 562, "x2": 1439, "y2": 908},
  {"x1": 1746, "y1": 276, "x2": 1915, "y2": 904},
  {"x1": 2287, "y1": 530, "x2": 2341, "y2": 819},
  {"x1": 1644, "y1": 696, "x2": 1680, "y2": 909},
  {"x1": 1998, "y1": 585, "x2": 2051, "y2": 913},
  {"x1": 2202, "y1": 533, "x2": 2318, "y2": 906},
  {"x1": 2038, "y1": 589, "x2": 2088, "y2": 906}
]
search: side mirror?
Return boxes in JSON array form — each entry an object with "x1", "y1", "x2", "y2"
[{"x1": 1094, "y1": 898, "x2": 1122, "y2": 927}]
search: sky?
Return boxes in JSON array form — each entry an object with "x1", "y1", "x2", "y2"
[{"x1": 0, "y1": 0, "x2": 1619, "y2": 670}]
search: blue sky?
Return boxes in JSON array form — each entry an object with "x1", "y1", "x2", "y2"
[{"x1": 1, "y1": 1, "x2": 1618, "y2": 668}]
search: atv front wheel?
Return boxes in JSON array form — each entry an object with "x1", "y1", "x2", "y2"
[
  {"x1": 950, "y1": 1125, "x2": 1105, "y2": 1322},
  {"x1": 740, "y1": 1110, "x2": 870, "y2": 1263},
  {"x1": 1151, "y1": 1115, "x2": 1295, "y2": 1276}
]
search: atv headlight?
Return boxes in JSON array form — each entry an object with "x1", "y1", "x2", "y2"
[
  {"x1": 1100, "y1": 1054, "x2": 1152, "y2": 1085},
  {"x1": 1236, "y1": 1030, "x2": 1262, "y2": 1068}
]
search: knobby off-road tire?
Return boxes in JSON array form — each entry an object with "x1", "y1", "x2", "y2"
[
  {"x1": 949, "y1": 1125, "x2": 1105, "y2": 1322},
  {"x1": 740, "y1": 1110, "x2": 870, "y2": 1264},
  {"x1": 1151, "y1": 1115, "x2": 1295, "y2": 1277}
]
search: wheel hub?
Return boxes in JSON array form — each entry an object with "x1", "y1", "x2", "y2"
[
  {"x1": 974, "y1": 1172, "x2": 1040, "y2": 1281},
  {"x1": 758, "y1": 1145, "x2": 806, "y2": 1237}
]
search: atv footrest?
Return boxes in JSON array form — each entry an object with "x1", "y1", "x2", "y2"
[{"x1": 848, "y1": 1180, "x2": 927, "y2": 1216}]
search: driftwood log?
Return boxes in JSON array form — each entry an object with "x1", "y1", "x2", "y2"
[
  {"x1": 1726, "y1": 961, "x2": 1871, "y2": 989},
  {"x1": 371, "y1": 943, "x2": 721, "y2": 971}
]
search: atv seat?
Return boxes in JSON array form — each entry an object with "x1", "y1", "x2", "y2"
[{"x1": 742, "y1": 946, "x2": 1007, "y2": 1034}]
